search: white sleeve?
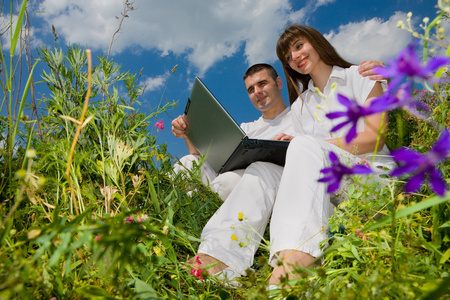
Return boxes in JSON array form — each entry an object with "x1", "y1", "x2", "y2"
[
  {"x1": 240, "y1": 122, "x2": 249, "y2": 135},
  {"x1": 351, "y1": 66, "x2": 376, "y2": 105}
]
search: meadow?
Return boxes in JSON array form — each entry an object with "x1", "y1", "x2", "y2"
[{"x1": 0, "y1": 0, "x2": 449, "y2": 299}]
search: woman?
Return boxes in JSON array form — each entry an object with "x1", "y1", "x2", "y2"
[{"x1": 268, "y1": 25, "x2": 396, "y2": 286}]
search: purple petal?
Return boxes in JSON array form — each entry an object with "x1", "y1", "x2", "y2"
[
  {"x1": 318, "y1": 175, "x2": 333, "y2": 183},
  {"x1": 330, "y1": 121, "x2": 351, "y2": 133},
  {"x1": 336, "y1": 94, "x2": 351, "y2": 107},
  {"x1": 373, "y1": 65, "x2": 392, "y2": 77},
  {"x1": 404, "y1": 172, "x2": 425, "y2": 193},
  {"x1": 431, "y1": 129, "x2": 450, "y2": 156},
  {"x1": 319, "y1": 167, "x2": 333, "y2": 175},
  {"x1": 328, "y1": 151, "x2": 339, "y2": 164},
  {"x1": 326, "y1": 111, "x2": 347, "y2": 119},
  {"x1": 368, "y1": 97, "x2": 390, "y2": 113},
  {"x1": 327, "y1": 180, "x2": 341, "y2": 193},
  {"x1": 429, "y1": 169, "x2": 447, "y2": 196},
  {"x1": 386, "y1": 77, "x2": 404, "y2": 92},
  {"x1": 390, "y1": 164, "x2": 418, "y2": 177},
  {"x1": 391, "y1": 148, "x2": 422, "y2": 162},
  {"x1": 345, "y1": 124, "x2": 358, "y2": 143},
  {"x1": 425, "y1": 57, "x2": 450, "y2": 74},
  {"x1": 351, "y1": 165, "x2": 373, "y2": 175}
]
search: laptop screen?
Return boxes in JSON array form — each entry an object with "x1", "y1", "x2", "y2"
[
  {"x1": 183, "y1": 77, "x2": 289, "y2": 174},
  {"x1": 184, "y1": 77, "x2": 245, "y2": 173}
]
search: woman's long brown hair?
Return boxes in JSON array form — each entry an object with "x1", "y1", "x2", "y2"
[{"x1": 276, "y1": 25, "x2": 353, "y2": 105}]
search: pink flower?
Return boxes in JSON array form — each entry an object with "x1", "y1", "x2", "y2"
[
  {"x1": 155, "y1": 121, "x2": 164, "y2": 130},
  {"x1": 195, "y1": 255, "x2": 202, "y2": 265},
  {"x1": 355, "y1": 228, "x2": 369, "y2": 240},
  {"x1": 95, "y1": 235, "x2": 101, "y2": 241},
  {"x1": 125, "y1": 217, "x2": 134, "y2": 223},
  {"x1": 190, "y1": 268, "x2": 204, "y2": 280},
  {"x1": 420, "y1": 90, "x2": 428, "y2": 98},
  {"x1": 354, "y1": 159, "x2": 370, "y2": 168}
]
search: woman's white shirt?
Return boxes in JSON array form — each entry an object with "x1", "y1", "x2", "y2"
[{"x1": 291, "y1": 65, "x2": 393, "y2": 167}]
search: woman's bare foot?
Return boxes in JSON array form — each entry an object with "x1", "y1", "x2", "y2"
[
  {"x1": 184, "y1": 253, "x2": 228, "y2": 276},
  {"x1": 269, "y1": 250, "x2": 317, "y2": 286}
]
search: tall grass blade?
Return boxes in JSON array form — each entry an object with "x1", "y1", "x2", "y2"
[{"x1": 10, "y1": 0, "x2": 28, "y2": 58}]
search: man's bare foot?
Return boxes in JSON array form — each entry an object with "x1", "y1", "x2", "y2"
[{"x1": 184, "y1": 253, "x2": 228, "y2": 276}]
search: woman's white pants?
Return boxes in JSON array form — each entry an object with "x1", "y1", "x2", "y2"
[{"x1": 193, "y1": 135, "x2": 393, "y2": 273}]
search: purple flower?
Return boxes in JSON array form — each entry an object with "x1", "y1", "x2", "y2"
[
  {"x1": 326, "y1": 94, "x2": 379, "y2": 143},
  {"x1": 390, "y1": 129, "x2": 450, "y2": 196},
  {"x1": 374, "y1": 43, "x2": 450, "y2": 90},
  {"x1": 370, "y1": 82, "x2": 431, "y2": 119},
  {"x1": 318, "y1": 151, "x2": 372, "y2": 193}
]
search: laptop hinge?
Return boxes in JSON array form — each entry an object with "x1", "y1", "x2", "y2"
[{"x1": 184, "y1": 98, "x2": 191, "y2": 115}]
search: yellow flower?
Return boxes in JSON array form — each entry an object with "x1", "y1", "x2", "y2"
[
  {"x1": 231, "y1": 234, "x2": 237, "y2": 241},
  {"x1": 314, "y1": 112, "x2": 321, "y2": 122},
  {"x1": 150, "y1": 149, "x2": 165, "y2": 161},
  {"x1": 238, "y1": 212, "x2": 244, "y2": 221}
]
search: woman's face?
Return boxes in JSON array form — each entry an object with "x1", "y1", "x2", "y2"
[{"x1": 285, "y1": 37, "x2": 321, "y2": 75}]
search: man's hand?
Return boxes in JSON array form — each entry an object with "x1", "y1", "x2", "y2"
[
  {"x1": 358, "y1": 60, "x2": 386, "y2": 81},
  {"x1": 272, "y1": 133, "x2": 294, "y2": 141},
  {"x1": 171, "y1": 115, "x2": 188, "y2": 139}
]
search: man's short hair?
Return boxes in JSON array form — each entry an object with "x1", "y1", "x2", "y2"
[{"x1": 244, "y1": 64, "x2": 279, "y2": 81}]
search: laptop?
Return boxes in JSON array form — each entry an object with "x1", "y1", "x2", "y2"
[{"x1": 183, "y1": 77, "x2": 289, "y2": 174}]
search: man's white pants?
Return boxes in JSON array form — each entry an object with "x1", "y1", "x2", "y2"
[{"x1": 198, "y1": 161, "x2": 284, "y2": 275}]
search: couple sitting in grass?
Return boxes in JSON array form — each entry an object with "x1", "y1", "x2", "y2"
[{"x1": 171, "y1": 24, "x2": 396, "y2": 288}]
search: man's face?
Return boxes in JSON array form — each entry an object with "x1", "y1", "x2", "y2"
[{"x1": 244, "y1": 69, "x2": 283, "y2": 114}]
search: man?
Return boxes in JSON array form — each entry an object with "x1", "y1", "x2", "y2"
[
  {"x1": 171, "y1": 64, "x2": 293, "y2": 201},
  {"x1": 172, "y1": 61, "x2": 384, "y2": 284}
]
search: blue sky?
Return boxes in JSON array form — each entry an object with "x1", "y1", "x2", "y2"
[{"x1": 1, "y1": 0, "x2": 446, "y2": 159}]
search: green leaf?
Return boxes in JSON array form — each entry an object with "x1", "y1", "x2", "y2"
[
  {"x1": 134, "y1": 279, "x2": 158, "y2": 299},
  {"x1": 439, "y1": 221, "x2": 450, "y2": 228},
  {"x1": 422, "y1": 276, "x2": 450, "y2": 300},
  {"x1": 439, "y1": 248, "x2": 450, "y2": 264},
  {"x1": 364, "y1": 193, "x2": 450, "y2": 231},
  {"x1": 350, "y1": 244, "x2": 362, "y2": 262},
  {"x1": 76, "y1": 285, "x2": 115, "y2": 299},
  {"x1": 10, "y1": 0, "x2": 27, "y2": 57},
  {"x1": 48, "y1": 232, "x2": 71, "y2": 267},
  {"x1": 148, "y1": 178, "x2": 160, "y2": 213}
]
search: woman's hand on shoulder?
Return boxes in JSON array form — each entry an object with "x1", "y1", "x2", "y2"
[{"x1": 358, "y1": 60, "x2": 386, "y2": 81}]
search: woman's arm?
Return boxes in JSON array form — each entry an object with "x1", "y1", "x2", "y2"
[{"x1": 326, "y1": 81, "x2": 388, "y2": 155}]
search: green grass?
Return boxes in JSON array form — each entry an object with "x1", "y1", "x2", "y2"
[{"x1": 0, "y1": 1, "x2": 449, "y2": 299}]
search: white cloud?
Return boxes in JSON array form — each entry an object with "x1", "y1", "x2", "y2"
[
  {"x1": 0, "y1": 13, "x2": 40, "y2": 54},
  {"x1": 142, "y1": 72, "x2": 169, "y2": 93},
  {"x1": 324, "y1": 12, "x2": 413, "y2": 63},
  {"x1": 0, "y1": 14, "x2": 13, "y2": 50},
  {"x1": 35, "y1": 0, "x2": 309, "y2": 75},
  {"x1": 34, "y1": 1, "x2": 441, "y2": 76}
]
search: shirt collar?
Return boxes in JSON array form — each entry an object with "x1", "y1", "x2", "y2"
[
  {"x1": 261, "y1": 106, "x2": 290, "y2": 121},
  {"x1": 306, "y1": 66, "x2": 347, "y2": 93}
]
